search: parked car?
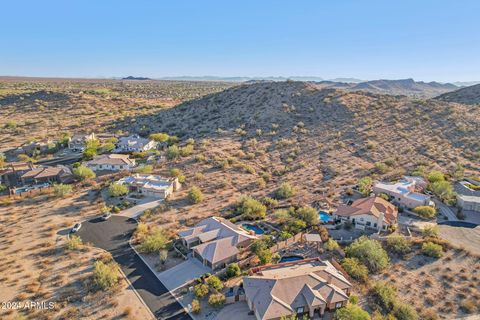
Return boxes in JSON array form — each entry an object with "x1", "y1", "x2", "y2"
[
  {"x1": 101, "y1": 212, "x2": 112, "y2": 221},
  {"x1": 71, "y1": 222, "x2": 82, "y2": 233}
]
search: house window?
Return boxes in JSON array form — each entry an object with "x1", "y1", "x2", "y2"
[
  {"x1": 374, "y1": 223, "x2": 377, "y2": 228},
  {"x1": 366, "y1": 221, "x2": 371, "y2": 226},
  {"x1": 383, "y1": 225, "x2": 387, "y2": 230},
  {"x1": 296, "y1": 307, "x2": 304, "y2": 314},
  {"x1": 360, "y1": 218, "x2": 364, "y2": 221},
  {"x1": 335, "y1": 302, "x2": 343, "y2": 308}
]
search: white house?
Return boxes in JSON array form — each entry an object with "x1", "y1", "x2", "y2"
[
  {"x1": 114, "y1": 135, "x2": 157, "y2": 153},
  {"x1": 85, "y1": 154, "x2": 135, "y2": 172},
  {"x1": 373, "y1": 176, "x2": 432, "y2": 209},
  {"x1": 456, "y1": 181, "x2": 480, "y2": 212},
  {"x1": 118, "y1": 174, "x2": 180, "y2": 199},
  {"x1": 335, "y1": 196, "x2": 398, "y2": 231}
]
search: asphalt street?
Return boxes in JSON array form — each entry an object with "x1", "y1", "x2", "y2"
[{"x1": 76, "y1": 216, "x2": 191, "y2": 320}]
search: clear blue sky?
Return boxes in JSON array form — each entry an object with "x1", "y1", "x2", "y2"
[{"x1": 1, "y1": 0, "x2": 479, "y2": 82}]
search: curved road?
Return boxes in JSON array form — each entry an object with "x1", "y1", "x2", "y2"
[{"x1": 76, "y1": 216, "x2": 191, "y2": 320}]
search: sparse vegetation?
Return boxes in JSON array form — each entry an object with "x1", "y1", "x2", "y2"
[{"x1": 345, "y1": 236, "x2": 389, "y2": 273}]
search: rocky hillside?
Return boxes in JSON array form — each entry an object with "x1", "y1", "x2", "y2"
[
  {"x1": 314, "y1": 78, "x2": 457, "y2": 98},
  {"x1": 435, "y1": 83, "x2": 480, "y2": 105}
]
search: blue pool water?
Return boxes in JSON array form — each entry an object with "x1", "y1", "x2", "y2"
[
  {"x1": 279, "y1": 255, "x2": 304, "y2": 263},
  {"x1": 319, "y1": 211, "x2": 332, "y2": 222},
  {"x1": 242, "y1": 223, "x2": 265, "y2": 235}
]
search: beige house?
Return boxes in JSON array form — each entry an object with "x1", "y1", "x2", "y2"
[
  {"x1": 373, "y1": 176, "x2": 432, "y2": 209},
  {"x1": 85, "y1": 154, "x2": 135, "y2": 172},
  {"x1": 243, "y1": 258, "x2": 352, "y2": 320},
  {"x1": 68, "y1": 133, "x2": 96, "y2": 151},
  {"x1": 118, "y1": 174, "x2": 180, "y2": 199},
  {"x1": 456, "y1": 181, "x2": 480, "y2": 212},
  {"x1": 335, "y1": 196, "x2": 398, "y2": 231},
  {"x1": 178, "y1": 217, "x2": 257, "y2": 270}
]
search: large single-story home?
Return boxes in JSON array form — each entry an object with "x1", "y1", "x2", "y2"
[
  {"x1": 335, "y1": 196, "x2": 398, "y2": 231},
  {"x1": 21, "y1": 165, "x2": 73, "y2": 185},
  {"x1": 244, "y1": 258, "x2": 352, "y2": 320},
  {"x1": 373, "y1": 176, "x2": 432, "y2": 209},
  {"x1": 178, "y1": 217, "x2": 257, "y2": 270},
  {"x1": 68, "y1": 133, "x2": 96, "y2": 151},
  {"x1": 118, "y1": 174, "x2": 180, "y2": 199},
  {"x1": 85, "y1": 154, "x2": 135, "y2": 172},
  {"x1": 17, "y1": 139, "x2": 54, "y2": 156},
  {"x1": 456, "y1": 181, "x2": 480, "y2": 212},
  {"x1": 0, "y1": 162, "x2": 36, "y2": 187},
  {"x1": 114, "y1": 134, "x2": 157, "y2": 153}
]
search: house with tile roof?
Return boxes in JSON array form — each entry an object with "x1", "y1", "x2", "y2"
[
  {"x1": 243, "y1": 258, "x2": 352, "y2": 319},
  {"x1": 334, "y1": 196, "x2": 398, "y2": 231},
  {"x1": 21, "y1": 165, "x2": 73, "y2": 185},
  {"x1": 85, "y1": 154, "x2": 135, "y2": 172},
  {"x1": 178, "y1": 217, "x2": 257, "y2": 270}
]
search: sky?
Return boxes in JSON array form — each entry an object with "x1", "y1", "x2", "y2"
[{"x1": 1, "y1": 0, "x2": 479, "y2": 82}]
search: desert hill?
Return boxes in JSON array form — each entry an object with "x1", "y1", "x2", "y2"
[
  {"x1": 435, "y1": 83, "x2": 480, "y2": 105},
  {"x1": 313, "y1": 78, "x2": 457, "y2": 98}
]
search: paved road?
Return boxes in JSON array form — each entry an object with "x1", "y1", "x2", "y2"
[
  {"x1": 76, "y1": 216, "x2": 191, "y2": 320},
  {"x1": 433, "y1": 199, "x2": 458, "y2": 221}
]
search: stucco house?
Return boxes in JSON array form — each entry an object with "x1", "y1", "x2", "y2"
[
  {"x1": 335, "y1": 196, "x2": 398, "y2": 231},
  {"x1": 21, "y1": 165, "x2": 73, "y2": 185},
  {"x1": 68, "y1": 133, "x2": 96, "y2": 152},
  {"x1": 0, "y1": 162, "x2": 36, "y2": 187},
  {"x1": 243, "y1": 258, "x2": 352, "y2": 320},
  {"x1": 456, "y1": 181, "x2": 480, "y2": 212},
  {"x1": 114, "y1": 134, "x2": 157, "y2": 153},
  {"x1": 373, "y1": 176, "x2": 432, "y2": 209},
  {"x1": 177, "y1": 217, "x2": 257, "y2": 270},
  {"x1": 85, "y1": 154, "x2": 135, "y2": 172},
  {"x1": 118, "y1": 174, "x2": 180, "y2": 199}
]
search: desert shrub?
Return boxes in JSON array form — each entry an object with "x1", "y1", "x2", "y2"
[
  {"x1": 341, "y1": 258, "x2": 368, "y2": 282},
  {"x1": 385, "y1": 236, "x2": 411, "y2": 256},
  {"x1": 66, "y1": 235, "x2": 83, "y2": 250},
  {"x1": 459, "y1": 299, "x2": 477, "y2": 313},
  {"x1": 370, "y1": 282, "x2": 397, "y2": 313},
  {"x1": 422, "y1": 225, "x2": 439, "y2": 238},
  {"x1": 421, "y1": 242, "x2": 443, "y2": 258},
  {"x1": 166, "y1": 145, "x2": 180, "y2": 159},
  {"x1": 274, "y1": 209, "x2": 291, "y2": 223},
  {"x1": 413, "y1": 206, "x2": 436, "y2": 219},
  {"x1": 430, "y1": 180, "x2": 455, "y2": 203},
  {"x1": 208, "y1": 293, "x2": 225, "y2": 307},
  {"x1": 180, "y1": 144, "x2": 194, "y2": 157},
  {"x1": 261, "y1": 197, "x2": 279, "y2": 207},
  {"x1": 294, "y1": 205, "x2": 319, "y2": 226},
  {"x1": 159, "y1": 249, "x2": 168, "y2": 265},
  {"x1": 191, "y1": 299, "x2": 201, "y2": 314},
  {"x1": 393, "y1": 303, "x2": 418, "y2": 320},
  {"x1": 358, "y1": 177, "x2": 373, "y2": 196},
  {"x1": 92, "y1": 260, "x2": 120, "y2": 290},
  {"x1": 325, "y1": 238, "x2": 340, "y2": 251},
  {"x1": 279, "y1": 230, "x2": 293, "y2": 240},
  {"x1": 149, "y1": 133, "x2": 169, "y2": 142},
  {"x1": 188, "y1": 186, "x2": 204, "y2": 204},
  {"x1": 226, "y1": 263, "x2": 241, "y2": 278},
  {"x1": 335, "y1": 303, "x2": 371, "y2": 320},
  {"x1": 427, "y1": 170, "x2": 445, "y2": 183},
  {"x1": 349, "y1": 295, "x2": 359, "y2": 304},
  {"x1": 54, "y1": 183, "x2": 73, "y2": 197},
  {"x1": 137, "y1": 228, "x2": 168, "y2": 253},
  {"x1": 206, "y1": 276, "x2": 223, "y2": 290},
  {"x1": 134, "y1": 165, "x2": 153, "y2": 174},
  {"x1": 170, "y1": 168, "x2": 185, "y2": 183},
  {"x1": 108, "y1": 183, "x2": 128, "y2": 197},
  {"x1": 236, "y1": 196, "x2": 266, "y2": 220},
  {"x1": 73, "y1": 165, "x2": 96, "y2": 180},
  {"x1": 345, "y1": 236, "x2": 389, "y2": 273},
  {"x1": 375, "y1": 162, "x2": 389, "y2": 174},
  {"x1": 257, "y1": 248, "x2": 273, "y2": 265},
  {"x1": 315, "y1": 225, "x2": 330, "y2": 242},
  {"x1": 193, "y1": 283, "x2": 209, "y2": 298},
  {"x1": 276, "y1": 182, "x2": 297, "y2": 199}
]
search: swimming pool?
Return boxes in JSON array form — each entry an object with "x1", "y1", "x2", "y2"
[
  {"x1": 242, "y1": 223, "x2": 265, "y2": 235},
  {"x1": 279, "y1": 255, "x2": 304, "y2": 263},
  {"x1": 319, "y1": 211, "x2": 332, "y2": 222}
]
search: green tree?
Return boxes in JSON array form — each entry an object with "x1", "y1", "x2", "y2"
[
  {"x1": 370, "y1": 282, "x2": 397, "y2": 313},
  {"x1": 137, "y1": 228, "x2": 168, "y2": 253},
  {"x1": 236, "y1": 196, "x2": 267, "y2": 220},
  {"x1": 149, "y1": 133, "x2": 170, "y2": 142},
  {"x1": 421, "y1": 242, "x2": 443, "y2": 258},
  {"x1": 257, "y1": 248, "x2": 273, "y2": 265},
  {"x1": 226, "y1": 263, "x2": 241, "y2": 278},
  {"x1": 430, "y1": 181, "x2": 455, "y2": 203},
  {"x1": 385, "y1": 236, "x2": 411, "y2": 256},
  {"x1": 66, "y1": 235, "x2": 83, "y2": 250},
  {"x1": 170, "y1": 168, "x2": 185, "y2": 183},
  {"x1": 0, "y1": 152, "x2": 5, "y2": 168},
  {"x1": 413, "y1": 206, "x2": 437, "y2": 219},
  {"x1": 191, "y1": 299, "x2": 201, "y2": 314},
  {"x1": 394, "y1": 303, "x2": 419, "y2": 320},
  {"x1": 73, "y1": 165, "x2": 96, "y2": 180},
  {"x1": 335, "y1": 303, "x2": 371, "y2": 320},
  {"x1": 159, "y1": 249, "x2": 168, "y2": 265},
  {"x1": 108, "y1": 183, "x2": 128, "y2": 197},
  {"x1": 208, "y1": 293, "x2": 225, "y2": 307},
  {"x1": 276, "y1": 182, "x2": 297, "y2": 199},
  {"x1": 295, "y1": 206, "x2": 319, "y2": 226},
  {"x1": 325, "y1": 238, "x2": 340, "y2": 251},
  {"x1": 422, "y1": 225, "x2": 439, "y2": 238},
  {"x1": 54, "y1": 183, "x2": 73, "y2": 198},
  {"x1": 427, "y1": 170, "x2": 445, "y2": 183},
  {"x1": 188, "y1": 186, "x2": 204, "y2": 204},
  {"x1": 193, "y1": 283, "x2": 209, "y2": 298},
  {"x1": 93, "y1": 260, "x2": 120, "y2": 290},
  {"x1": 206, "y1": 276, "x2": 223, "y2": 290},
  {"x1": 345, "y1": 236, "x2": 389, "y2": 273},
  {"x1": 341, "y1": 257, "x2": 369, "y2": 282},
  {"x1": 358, "y1": 177, "x2": 373, "y2": 196},
  {"x1": 166, "y1": 145, "x2": 180, "y2": 159}
]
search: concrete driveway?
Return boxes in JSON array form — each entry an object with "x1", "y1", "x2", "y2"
[
  {"x1": 215, "y1": 302, "x2": 255, "y2": 320},
  {"x1": 76, "y1": 216, "x2": 191, "y2": 320},
  {"x1": 157, "y1": 258, "x2": 210, "y2": 291},
  {"x1": 118, "y1": 198, "x2": 163, "y2": 219}
]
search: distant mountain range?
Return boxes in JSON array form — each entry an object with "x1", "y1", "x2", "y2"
[
  {"x1": 435, "y1": 83, "x2": 480, "y2": 105},
  {"x1": 122, "y1": 76, "x2": 152, "y2": 80}
]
